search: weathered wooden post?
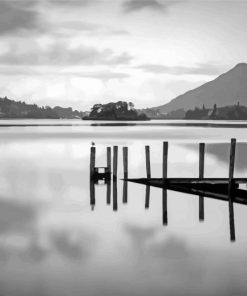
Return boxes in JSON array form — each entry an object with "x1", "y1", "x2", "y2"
[
  {"x1": 162, "y1": 142, "x2": 168, "y2": 225},
  {"x1": 123, "y1": 147, "x2": 128, "y2": 179},
  {"x1": 90, "y1": 146, "x2": 96, "y2": 179},
  {"x1": 113, "y1": 180, "x2": 118, "y2": 211},
  {"x1": 107, "y1": 147, "x2": 111, "y2": 172},
  {"x1": 145, "y1": 145, "x2": 151, "y2": 178},
  {"x1": 145, "y1": 185, "x2": 150, "y2": 209},
  {"x1": 228, "y1": 138, "x2": 236, "y2": 242},
  {"x1": 106, "y1": 147, "x2": 111, "y2": 205},
  {"x1": 199, "y1": 143, "x2": 205, "y2": 221},
  {"x1": 113, "y1": 146, "x2": 118, "y2": 180}
]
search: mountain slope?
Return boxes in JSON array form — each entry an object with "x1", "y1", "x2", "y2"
[{"x1": 155, "y1": 63, "x2": 247, "y2": 113}]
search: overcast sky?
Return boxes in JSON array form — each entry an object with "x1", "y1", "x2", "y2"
[{"x1": 0, "y1": 0, "x2": 247, "y2": 110}]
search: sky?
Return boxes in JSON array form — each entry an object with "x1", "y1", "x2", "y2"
[{"x1": 0, "y1": 0, "x2": 247, "y2": 111}]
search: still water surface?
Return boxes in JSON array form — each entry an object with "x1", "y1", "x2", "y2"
[{"x1": 0, "y1": 119, "x2": 247, "y2": 296}]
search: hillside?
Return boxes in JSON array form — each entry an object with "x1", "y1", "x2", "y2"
[
  {"x1": 154, "y1": 63, "x2": 247, "y2": 114},
  {"x1": 0, "y1": 97, "x2": 86, "y2": 119}
]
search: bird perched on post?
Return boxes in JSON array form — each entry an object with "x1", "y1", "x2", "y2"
[{"x1": 91, "y1": 141, "x2": 95, "y2": 146}]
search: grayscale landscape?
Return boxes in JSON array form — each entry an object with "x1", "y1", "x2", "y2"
[{"x1": 1, "y1": 1, "x2": 247, "y2": 296}]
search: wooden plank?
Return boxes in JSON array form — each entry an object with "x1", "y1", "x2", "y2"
[
  {"x1": 228, "y1": 138, "x2": 236, "y2": 242},
  {"x1": 123, "y1": 177, "x2": 247, "y2": 184},
  {"x1": 145, "y1": 146, "x2": 151, "y2": 178},
  {"x1": 123, "y1": 147, "x2": 128, "y2": 179},
  {"x1": 113, "y1": 146, "x2": 118, "y2": 180},
  {"x1": 125, "y1": 178, "x2": 247, "y2": 205},
  {"x1": 90, "y1": 146, "x2": 96, "y2": 179},
  {"x1": 163, "y1": 142, "x2": 168, "y2": 225},
  {"x1": 199, "y1": 143, "x2": 205, "y2": 221}
]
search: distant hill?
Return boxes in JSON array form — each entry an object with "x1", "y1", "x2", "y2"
[
  {"x1": 153, "y1": 63, "x2": 247, "y2": 114},
  {"x1": 0, "y1": 97, "x2": 87, "y2": 119}
]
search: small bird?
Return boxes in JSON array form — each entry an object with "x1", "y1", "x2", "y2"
[{"x1": 91, "y1": 141, "x2": 95, "y2": 146}]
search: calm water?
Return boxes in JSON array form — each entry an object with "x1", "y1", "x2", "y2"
[{"x1": 0, "y1": 119, "x2": 247, "y2": 296}]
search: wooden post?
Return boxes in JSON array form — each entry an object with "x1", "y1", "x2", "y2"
[
  {"x1": 123, "y1": 147, "x2": 128, "y2": 179},
  {"x1": 113, "y1": 180, "x2": 118, "y2": 211},
  {"x1": 90, "y1": 146, "x2": 96, "y2": 179},
  {"x1": 107, "y1": 147, "x2": 111, "y2": 172},
  {"x1": 199, "y1": 143, "x2": 205, "y2": 221},
  {"x1": 123, "y1": 181, "x2": 128, "y2": 204},
  {"x1": 228, "y1": 138, "x2": 236, "y2": 242},
  {"x1": 162, "y1": 142, "x2": 168, "y2": 225},
  {"x1": 145, "y1": 146, "x2": 151, "y2": 178},
  {"x1": 145, "y1": 185, "x2": 150, "y2": 209},
  {"x1": 113, "y1": 146, "x2": 118, "y2": 180}
]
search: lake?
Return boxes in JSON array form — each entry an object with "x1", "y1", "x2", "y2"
[{"x1": 0, "y1": 119, "x2": 247, "y2": 296}]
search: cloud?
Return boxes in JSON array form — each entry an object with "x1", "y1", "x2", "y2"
[
  {"x1": 136, "y1": 63, "x2": 223, "y2": 76},
  {"x1": 0, "y1": 0, "x2": 40, "y2": 35},
  {"x1": 123, "y1": 0, "x2": 182, "y2": 13},
  {"x1": 0, "y1": 42, "x2": 133, "y2": 66}
]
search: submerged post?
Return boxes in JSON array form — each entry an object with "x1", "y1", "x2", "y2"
[
  {"x1": 228, "y1": 138, "x2": 236, "y2": 242},
  {"x1": 90, "y1": 146, "x2": 96, "y2": 179},
  {"x1": 162, "y1": 142, "x2": 168, "y2": 225},
  {"x1": 123, "y1": 147, "x2": 128, "y2": 179},
  {"x1": 199, "y1": 143, "x2": 205, "y2": 221},
  {"x1": 145, "y1": 145, "x2": 151, "y2": 178},
  {"x1": 113, "y1": 146, "x2": 118, "y2": 180}
]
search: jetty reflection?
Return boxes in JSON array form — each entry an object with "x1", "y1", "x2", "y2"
[{"x1": 89, "y1": 139, "x2": 247, "y2": 242}]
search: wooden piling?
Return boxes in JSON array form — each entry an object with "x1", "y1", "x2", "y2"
[
  {"x1": 113, "y1": 180, "x2": 118, "y2": 211},
  {"x1": 107, "y1": 147, "x2": 111, "y2": 172},
  {"x1": 162, "y1": 142, "x2": 168, "y2": 225},
  {"x1": 199, "y1": 143, "x2": 205, "y2": 221},
  {"x1": 123, "y1": 147, "x2": 128, "y2": 179},
  {"x1": 228, "y1": 138, "x2": 236, "y2": 242},
  {"x1": 145, "y1": 145, "x2": 151, "y2": 178},
  {"x1": 113, "y1": 146, "x2": 118, "y2": 180},
  {"x1": 90, "y1": 146, "x2": 96, "y2": 179}
]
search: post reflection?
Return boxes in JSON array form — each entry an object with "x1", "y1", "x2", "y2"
[
  {"x1": 113, "y1": 181, "x2": 118, "y2": 211},
  {"x1": 123, "y1": 180, "x2": 128, "y2": 204}
]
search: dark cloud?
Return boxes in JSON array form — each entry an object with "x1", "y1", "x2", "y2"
[
  {"x1": 0, "y1": 0, "x2": 40, "y2": 35},
  {"x1": 123, "y1": 0, "x2": 182, "y2": 13},
  {"x1": 0, "y1": 42, "x2": 133, "y2": 66},
  {"x1": 136, "y1": 63, "x2": 223, "y2": 76}
]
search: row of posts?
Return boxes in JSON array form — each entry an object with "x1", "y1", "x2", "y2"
[{"x1": 90, "y1": 139, "x2": 237, "y2": 241}]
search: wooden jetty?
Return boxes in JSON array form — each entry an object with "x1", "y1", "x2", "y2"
[{"x1": 89, "y1": 139, "x2": 247, "y2": 242}]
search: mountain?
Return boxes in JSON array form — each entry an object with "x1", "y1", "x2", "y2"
[{"x1": 154, "y1": 63, "x2": 247, "y2": 114}]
